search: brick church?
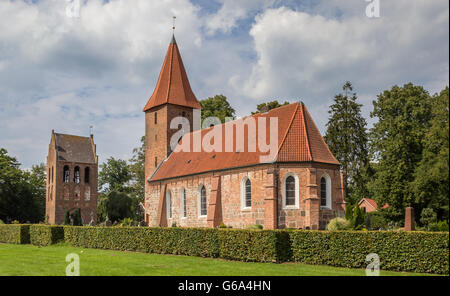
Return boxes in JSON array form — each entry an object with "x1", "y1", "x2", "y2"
[
  {"x1": 45, "y1": 130, "x2": 98, "y2": 225},
  {"x1": 143, "y1": 35, "x2": 345, "y2": 230}
]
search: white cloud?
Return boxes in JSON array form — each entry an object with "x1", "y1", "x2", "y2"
[
  {"x1": 204, "y1": 0, "x2": 276, "y2": 35},
  {"x1": 234, "y1": 1, "x2": 448, "y2": 103},
  {"x1": 0, "y1": 0, "x2": 448, "y2": 168}
]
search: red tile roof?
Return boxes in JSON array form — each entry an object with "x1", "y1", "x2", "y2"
[
  {"x1": 143, "y1": 36, "x2": 201, "y2": 111},
  {"x1": 150, "y1": 102, "x2": 340, "y2": 182},
  {"x1": 359, "y1": 198, "x2": 389, "y2": 209}
]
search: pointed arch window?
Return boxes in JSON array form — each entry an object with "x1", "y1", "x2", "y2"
[
  {"x1": 74, "y1": 166, "x2": 80, "y2": 184},
  {"x1": 285, "y1": 176, "x2": 296, "y2": 206},
  {"x1": 241, "y1": 177, "x2": 252, "y2": 209},
  {"x1": 320, "y1": 174, "x2": 332, "y2": 209},
  {"x1": 282, "y1": 173, "x2": 299, "y2": 209},
  {"x1": 63, "y1": 166, "x2": 70, "y2": 183},
  {"x1": 199, "y1": 185, "x2": 207, "y2": 217},
  {"x1": 180, "y1": 187, "x2": 187, "y2": 218}
]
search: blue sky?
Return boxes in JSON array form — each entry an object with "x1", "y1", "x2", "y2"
[{"x1": 0, "y1": 0, "x2": 448, "y2": 168}]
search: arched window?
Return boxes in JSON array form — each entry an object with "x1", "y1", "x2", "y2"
[
  {"x1": 154, "y1": 112, "x2": 158, "y2": 124},
  {"x1": 282, "y1": 173, "x2": 299, "y2": 209},
  {"x1": 63, "y1": 166, "x2": 70, "y2": 183},
  {"x1": 199, "y1": 186, "x2": 207, "y2": 217},
  {"x1": 320, "y1": 177, "x2": 327, "y2": 207},
  {"x1": 166, "y1": 190, "x2": 172, "y2": 219},
  {"x1": 74, "y1": 166, "x2": 80, "y2": 184},
  {"x1": 180, "y1": 188, "x2": 186, "y2": 218},
  {"x1": 84, "y1": 167, "x2": 90, "y2": 184},
  {"x1": 241, "y1": 177, "x2": 252, "y2": 209},
  {"x1": 320, "y1": 174, "x2": 332, "y2": 209},
  {"x1": 51, "y1": 167, "x2": 53, "y2": 183}
]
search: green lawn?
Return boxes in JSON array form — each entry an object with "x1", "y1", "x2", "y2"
[{"x1": 0, "y1": 243, "x2": 435, "y2": 276}]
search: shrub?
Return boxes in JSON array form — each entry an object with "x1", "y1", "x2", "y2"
[
  {"x1": 72, "y1": 209, "x2": 82, "y2": 226},
  {"x1": 0, "y1": 219, "x2": 4, "y2": 224},
  {"x1": 64, "y1": 211, "x2": 71, "y2": 225},
  {"x1": 0, "y1": 224, "x2": 30, "y2": 244},
  {"x1": 218, "y1": 222, "x2": 227, "y2": 228},
  {"x1": 365, "y1": 211, "x2": 388, "y2": 230},
  {"x1": 30, "y1": 225, "x2": 64, "y2": 246},
  {"x1": 290, "y1": 230, "x2": 449, "y2": 274},
  {"x1": 218, "y1": 229, "x2": 291, "y2": 263},
  {"x1": 420, "y1": 208, "x2": 437, "y2": 230},
  {"x1": 326, "y1": 218, "x2": 351, "y2": 231},
  {"x1": 246, "y1": 224, "x2": 263, "y2": 230},
  {"x1": 64, "y1": 226, "x2": 219, "y2": 258},
  {"x1": 428, "y1": 221, "x2": 449, "y2": 232},
  {"x1": 345, "y1": 204, "x2": 353, "y2": 220}
]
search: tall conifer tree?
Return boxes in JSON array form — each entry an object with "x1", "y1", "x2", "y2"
[{"x1": 324, "y1": 82, "x2": 369, "y2": 203}]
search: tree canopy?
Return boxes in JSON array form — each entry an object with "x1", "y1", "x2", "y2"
[
  {"x1": 0, "y1": 149, "x2": 46, "y2": 223},
  {"x1": 324, "y1": 81, "x2": 369, "y2": 204},
  {"x1": 369, "y1": 83, "x2": 433, "y2": 220},
  {"x1": 199, "y1": 95, "x2": 235, "y2": 123},
  {"x1": 252, "y1": 100, "x2": 289, "y2": 114}
]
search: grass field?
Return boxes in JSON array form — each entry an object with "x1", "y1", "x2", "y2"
[{"x1": 0, "y1": 243, "x2": 435, "y2": 276}]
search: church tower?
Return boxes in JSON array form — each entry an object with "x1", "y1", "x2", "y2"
[
  {"x1": 143, "y1": 35, "x2": 201, "y2": 189},
  {"x1": 46, "y1": 130, "x2": 98, "y2": 225}
]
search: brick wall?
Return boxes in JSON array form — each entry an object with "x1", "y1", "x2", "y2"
[{"x1": 145, "y1": 163, "x2": 344, "y2": 229}]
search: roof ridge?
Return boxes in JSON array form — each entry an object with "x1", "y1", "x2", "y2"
[
  {"x1": 166, "y1": 43, "x2": 174, "y2": 101},
  {"x1": 54, "y1": 132, "x2": 90, "y2": 139},
  {"x1": 276, "y1": 102, "x2": 300, "y2": 159},
  {"x1": 303, "y1": 105, "x2": 339, "y2": 164},
  {"x1": 301, "y1": 103, "x2": 313, "y2": 161}
]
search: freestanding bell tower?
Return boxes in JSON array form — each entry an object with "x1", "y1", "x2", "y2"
[
  {"x1": 46, "y1": 130, "x2": 98, "y2": 225},
  {"x1": 142, "y1": 34, "x2": 201, "y2": 223}
]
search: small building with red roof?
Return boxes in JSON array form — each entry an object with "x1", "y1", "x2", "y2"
[
  {"x1": 358, "y1": 198, "x2": 389, "y2": 213},
  {"x1": 142, "y1": 35, "x2": 345, "y2": 230}
]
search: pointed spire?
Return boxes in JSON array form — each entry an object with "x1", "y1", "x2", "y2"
[{"x1": 143, "y1": 35, "x2": 201, "y2": 111}]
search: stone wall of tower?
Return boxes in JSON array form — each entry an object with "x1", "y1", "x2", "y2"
[{"x1": 45, "y1": 138, "x2": 98, "y2": 225}]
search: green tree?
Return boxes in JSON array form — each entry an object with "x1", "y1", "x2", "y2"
[
  {"x1": 72, "y1": 208, "x2": 82, "y2": 226},
  {"x1": 99, "y1": 157, "x2": 131, "y2": 193},
  {"x1": 324, "y1": 82, "x2": 369, "y2": 204},
  {"x1": 128, "y1": 136, "x2": 145, "y2": 222},
  {"x1": 420, "y1": 208, "x2": 437, "y2": 230},
  {"x1": 64, "y1": 210, "x2": 71, "y2": 225},
  {"x1": 0, "y1": 149, "x2": 46, "y2": 223},
  {"x1": 252, "y1": 100, "x2": 289, "y2": 114},
  {"x1": 413, "y1": 87, "x2": 449, "y2": 220},
  {"x1": 369, "y1": 83, "x2": 433, "y2": 221},
  {"x1": 97, "y1": 190, "x2": 133, "y2": 223},
  {"x1": 200, "y1": 95, "x2": 235, "y2": 123}
]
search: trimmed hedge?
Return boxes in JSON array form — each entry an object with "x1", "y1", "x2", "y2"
[
  {"x1": 64, "y1": 226, "x2": 219, "y2": 258},
  {"x1": 30, "y1": 225, "x2": 64, "y2": 246},
  {"x1": 2, "y1": 224, "x2": 448, "y2": 274},
  {"x1": 290, "y1": 230, "x2": 449, "y2": 274},
  {"x1": 218, "y1": 229, "x2": 291, "y2": 263},
  {"x1": 0, "y1": 224, "x2": 30, "y2": 244}
]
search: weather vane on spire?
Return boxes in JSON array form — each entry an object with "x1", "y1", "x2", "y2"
[{"x1": 172, "y1": 16, "x2": 176, "y2": 32}]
